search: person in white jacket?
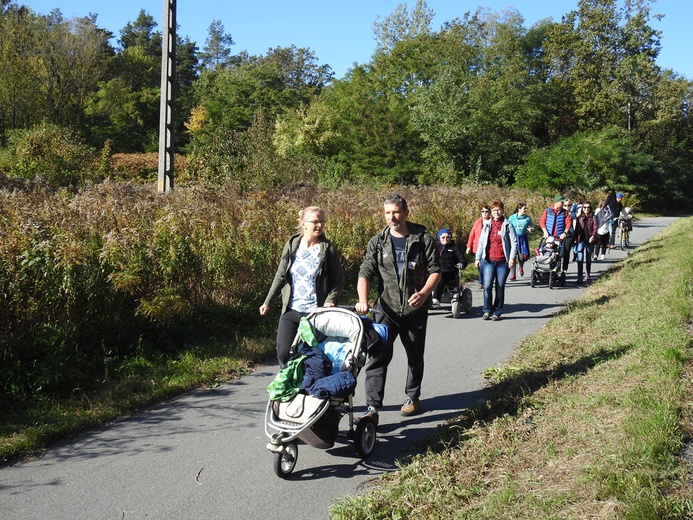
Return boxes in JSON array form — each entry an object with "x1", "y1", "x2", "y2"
[{"x1": 593, "y1": 202, "x2": 611, "y2": 260}]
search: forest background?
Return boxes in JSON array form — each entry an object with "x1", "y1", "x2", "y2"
[{"x1": 0, "y1": 0, "x2": 692, "y2": 455}]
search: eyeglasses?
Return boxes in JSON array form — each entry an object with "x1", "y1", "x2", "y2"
[
  {"x1": 583, "y1": 206, "x2": 591, "y2": 210},
  {"x1": 481, "y1": 210, "x2": 490, "y2": 214},
  {"x1": 305, "y1": 220, "x2": 325, "y2": 225}
]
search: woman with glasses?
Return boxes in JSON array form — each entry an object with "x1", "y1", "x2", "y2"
[
  {"x1": 474, "y1": 200, "x2": 517, "y2": 321},
  {"x1": 466, "y1": 205, "x2": 491, "y2": 289},
  {"x1": 259, "y1": 206, "x2": 344, "y2": 368},
  {"x1": 572, "y1": 201, "x2": 598, "y2": 285}
]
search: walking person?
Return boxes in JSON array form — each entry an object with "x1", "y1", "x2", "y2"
[
  {"x1": 507, "y1": 202, "x2": 534, "y2": 280},
  {"x1": 568, "y1": 195, "x2": 586, "y2": 262},
  {"x1": 260, "y1": 206, "x2": 344, "y2": 368},
  {"x1": 466, "y1": 205, "x2": 491, "y2": 289},
  {"x1": 593, "y1": 201, "x2": 610, "y2": 260},
  {"x1": 572, "y1": 201, "x2": 598, "y2": 285},
  {"x1": 539, "y1": 195, "x2": 573, "y2": 276},
  {"x1": 355, "y1": 194, "x2": 440, "y2": 421},
  {"x1": 608, "y1": 192, "x2": 624, "y2": 248},
  {"x1": 474, "y1": 200, "x2": 517, "y2": 321}
]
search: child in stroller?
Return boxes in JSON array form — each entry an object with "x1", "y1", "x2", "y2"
[
  {"x1": 531, "y1": 236, "x2": 566, "y2": 288},
  {"x1": 264, "y1": 307, "x2": 386, "y2": 478}
]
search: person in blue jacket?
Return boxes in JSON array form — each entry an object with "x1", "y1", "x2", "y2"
[{"x1": 507, "y1": 202, "x2": 534, "y2": 280}]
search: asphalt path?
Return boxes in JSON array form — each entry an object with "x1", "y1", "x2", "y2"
[{"x1": 0, "y1": 217, "x2": 676, "y2": 520}]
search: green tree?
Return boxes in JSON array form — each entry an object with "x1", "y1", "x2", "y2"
[
  {"x1": 118, "y1": 10, "x2": 162, "y2": 58},
  {"x1": 411, "y1": 9, "x2": 542, "y2": 185},
  {"x1": 189, "y1": 45, "x2": 332, "y2": 139},
  {"x1": 633, "y1": 71, "x2": 693, "y2": 208},
  {"x1": 36, "y1": 11, "x2": 113, "y2": 126},
  {"x1": 274, "y1": 2, "x2": 442, "y2": 185},
  {"x1": 541, "y1": 0, "x2": 662, "y2": 134},
  {"x1": 84, "y1": 10, "x2": 198, "y2": 152},
  {"x1": 199, "y1": 19, "x2": 234, "y2": 70},
  {"x1": 0, "y1": 7, "x2": 112, "y2": 133},
  {"x1": 0, "y1": 4, "x2": 43, "y2": 133},
  {"x1": 515, "y1": 127, "x2": 659, "y2": 194},
  {"x1": 372, "y1": 0, "x2": 434, "y2": 56}
]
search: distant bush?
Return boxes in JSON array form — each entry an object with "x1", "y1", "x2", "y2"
[
  {"x1": 108, "y1": 152, "x2": 190, "y2": 182},
  {"x1": 9, "y1": 123, "x2": 99, "y2": 187}
]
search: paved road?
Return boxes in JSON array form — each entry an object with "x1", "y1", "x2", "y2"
[{"x1": 0, "y1": 217, "x2": 676, "y2": 520}]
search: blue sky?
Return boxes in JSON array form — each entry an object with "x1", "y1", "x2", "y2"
[{"x1": 23, "y1": 0, "x2": 692, "y2": 80}]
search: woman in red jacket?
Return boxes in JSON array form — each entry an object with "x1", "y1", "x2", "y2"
[{"x1": 466, "y1": 205, "x2": 491, "y2": 289}]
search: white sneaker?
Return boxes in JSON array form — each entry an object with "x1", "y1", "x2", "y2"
[
  {"x1": 599, "y1": 254, "x2": 605, "y2": 260},
  {"x1": 431, "y1": 298, "x2": 440, "y2": 309}
]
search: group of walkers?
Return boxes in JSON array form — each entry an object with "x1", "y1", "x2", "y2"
[{"x1": 259, "y1": 192, "x2": 631, "y2": 423}]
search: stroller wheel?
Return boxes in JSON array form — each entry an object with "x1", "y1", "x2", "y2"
[
  {"x1": 354, "y1": 416, "x2": 377, "y2": 458},
  {"x1": 273, "y1": 442, "x2": 298, "y2": 479}
]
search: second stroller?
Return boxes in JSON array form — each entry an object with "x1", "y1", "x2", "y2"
[{"x1": 530, "y1": 236, "x2": 566, "y2": 289}]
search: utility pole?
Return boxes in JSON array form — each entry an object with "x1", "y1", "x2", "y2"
[{"x1": 157, "y1": 0, "x2": 176, "y2": 193}]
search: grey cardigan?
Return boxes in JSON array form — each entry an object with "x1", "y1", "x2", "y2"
[{"x1": 475, "y1": 218, "x2": 518, "y2": 263}]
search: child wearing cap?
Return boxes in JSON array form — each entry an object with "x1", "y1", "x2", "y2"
[
  {"x1": 538, "y1": 236, "x2": 559, "y2": 256},
  {"x1": 432, "y1": 228, "x2": 467, "y2": 308}
]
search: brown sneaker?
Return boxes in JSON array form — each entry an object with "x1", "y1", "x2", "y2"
[{"x1": 401, "y1": 397, "x2": 420, "y2": 416}]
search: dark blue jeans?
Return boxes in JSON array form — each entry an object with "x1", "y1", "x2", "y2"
[{"x1": 480, "y1": 258, "x2": 510, "y2": 317}]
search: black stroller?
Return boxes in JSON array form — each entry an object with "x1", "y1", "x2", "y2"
[
  {"x1": 264, "y1": 307, "x2": 385, "y2": 478},
  {"x1": 530, "y1": 236, "x2": 566, "y2": 289}
]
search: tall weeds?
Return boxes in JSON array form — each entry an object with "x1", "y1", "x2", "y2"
[{"x1": 0, "y1": 180, "x2": 557, "y2": 398}]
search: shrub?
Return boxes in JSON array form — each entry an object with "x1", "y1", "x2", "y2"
[
  {"x1": 10, "y1": 123, "x2": 98, "y2": 187},
  {"x1": 108, "y1": 153, "x2": 190, "y2": 183}
]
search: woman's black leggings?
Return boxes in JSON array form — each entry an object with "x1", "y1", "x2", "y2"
[
  {"x1": 275, "y1": 309, "x2": 309, "y2": 368},
  {"x1": 595, "y1": 234, "x2": 609, "y2": 257}
]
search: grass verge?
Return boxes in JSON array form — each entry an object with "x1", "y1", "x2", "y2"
[{"x1": 329, "y1": 216, "x2": 693, "y2": 519}]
